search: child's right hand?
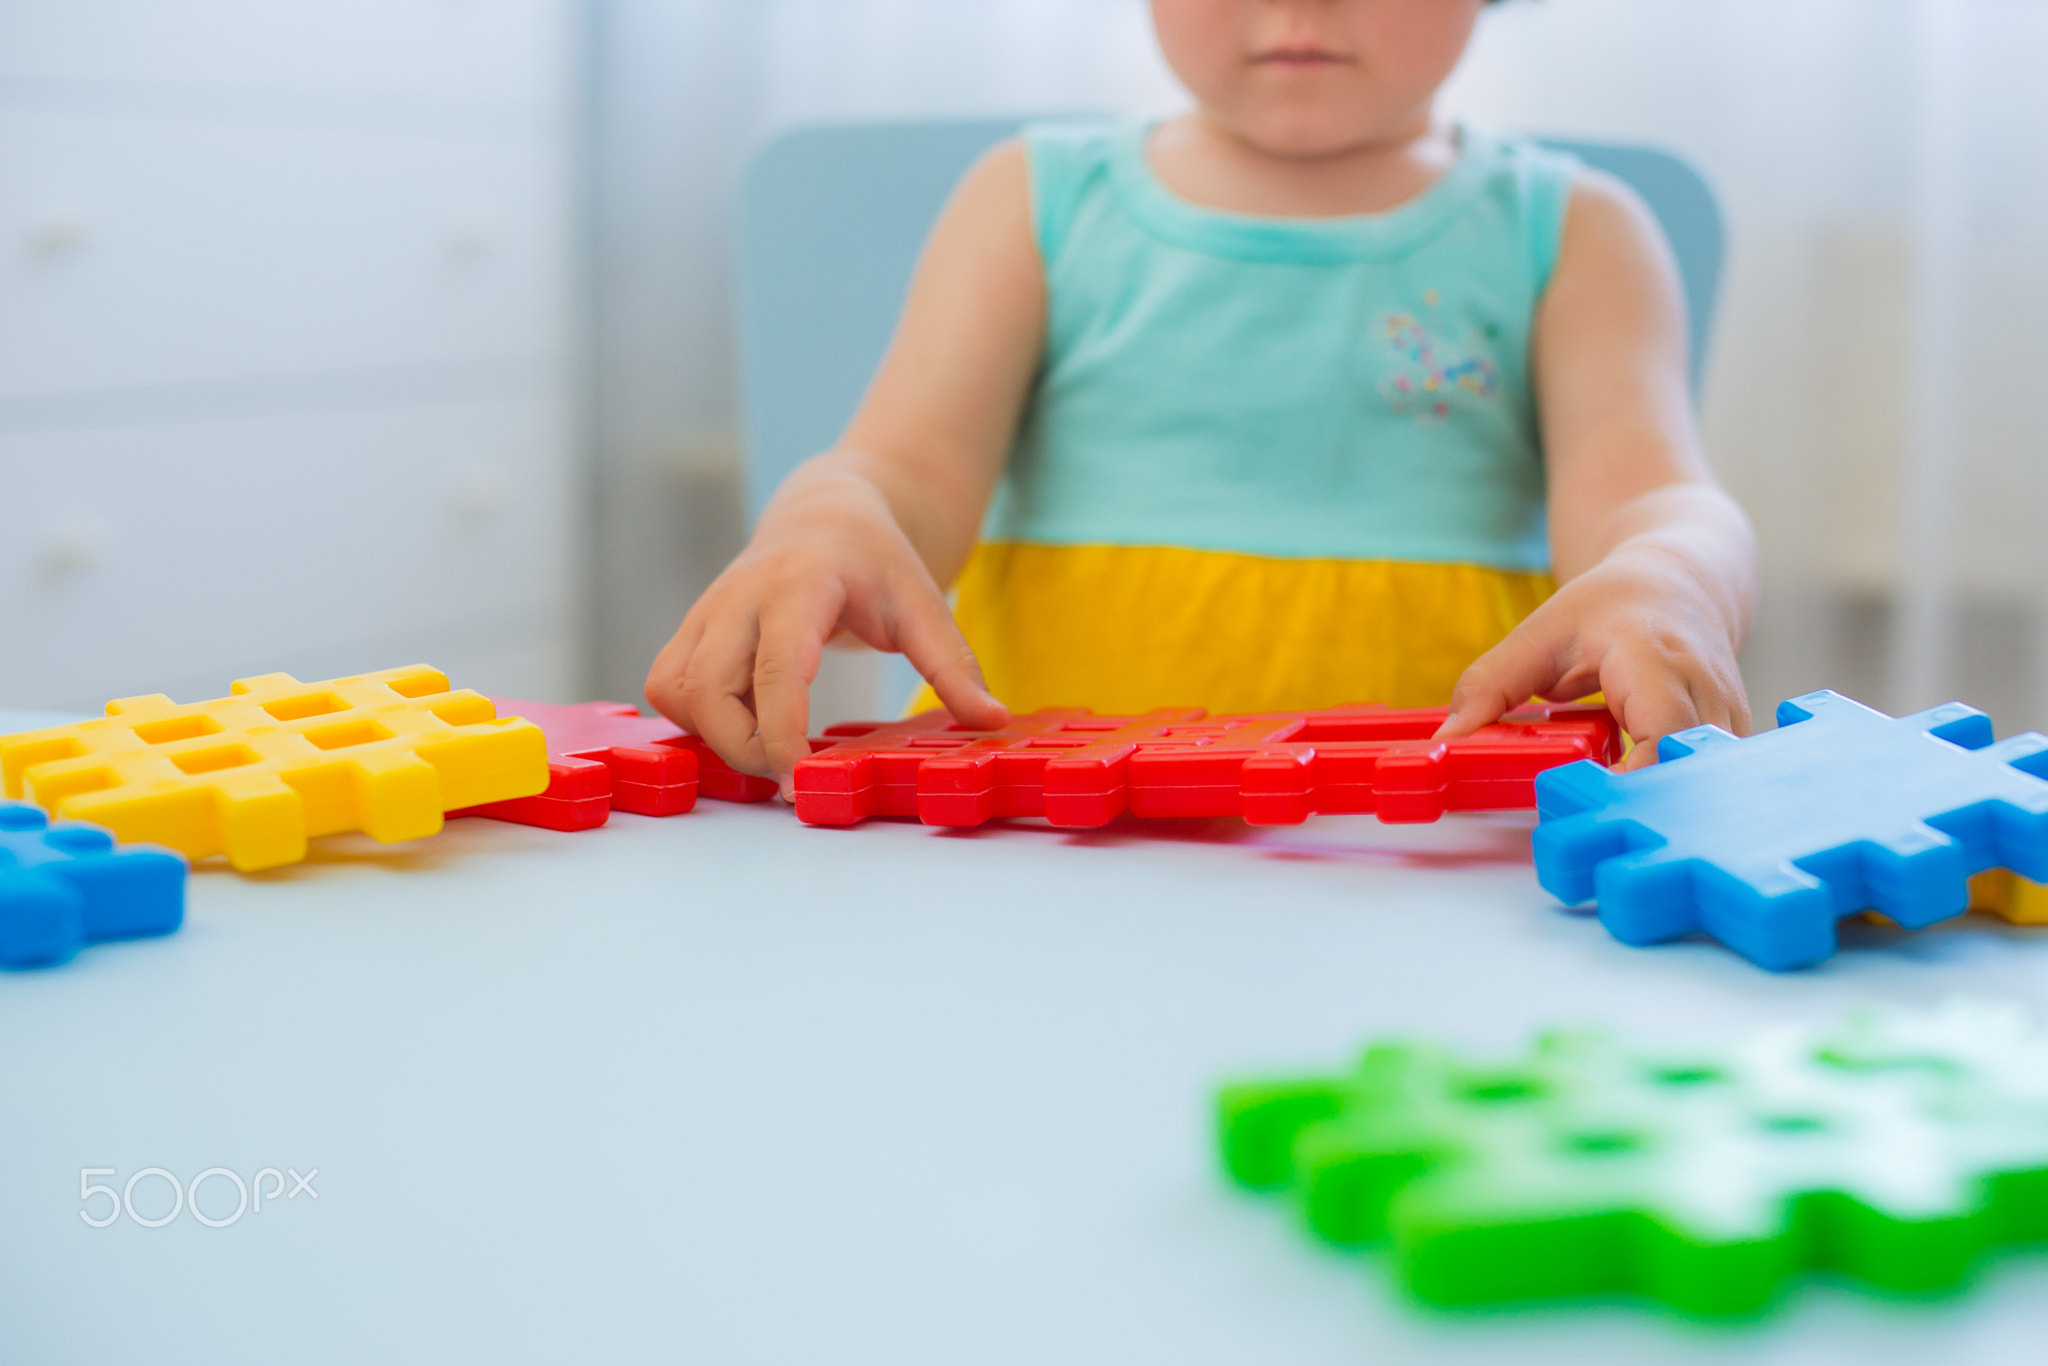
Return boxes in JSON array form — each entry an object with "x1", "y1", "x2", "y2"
[
  {"x1": 643, "y1": 140, "x2": 1041, "y2": 798},
  {"x1": 643, "y1": 465, "x2": 1010, "y2": 800}
]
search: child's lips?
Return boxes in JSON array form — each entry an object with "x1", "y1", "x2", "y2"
[{"x1": 1251, "y1": 47, "x2": 1353, "y2": 68}]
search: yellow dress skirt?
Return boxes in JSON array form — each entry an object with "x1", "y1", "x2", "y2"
[{"x1": 908, "y1": 541, "x2": 1554, "y2": 716}]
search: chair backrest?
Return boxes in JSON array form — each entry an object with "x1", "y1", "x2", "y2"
[{"x1": 737, "y1": 118, "x2": 1724, "y2": 522}]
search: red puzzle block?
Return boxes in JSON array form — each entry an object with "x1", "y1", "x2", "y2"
[
  {"x1": 792, "y1": 703, "x2": 1621, "y2": 829},
  {"x1": 665, "y1": 734, "x2": 781, "y2": 805},
  {"x1": 453, "y1": 698, "x2": 780, "y2": 831},
  {"x1": 452, "y1": 700, "x2": 696, "y2": 831}
]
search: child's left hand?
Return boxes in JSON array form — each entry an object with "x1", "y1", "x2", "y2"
[
  {"x1": 1435, "y1": 524, "x2": 1751, "y2": 770},
  {"x1": 1431, "y1": 171, "x2": 1757, "y2": 768}
]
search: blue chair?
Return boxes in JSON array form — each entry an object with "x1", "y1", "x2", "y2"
[{"x1": 735, "y1": 117, "x2": 1725, "y2": 523}]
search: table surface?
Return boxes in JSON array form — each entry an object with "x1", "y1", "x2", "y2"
[{"x1": 5, "y1": 707, "x2": 2048, "y2": 1365}]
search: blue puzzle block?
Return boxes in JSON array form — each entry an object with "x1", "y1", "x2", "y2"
[
  {"x1": 0, "y1": 802, "x2": 186, "y2": 969},
  {"x1": 1532, "y1": 690, "x2": 2048, "y2": 971}
]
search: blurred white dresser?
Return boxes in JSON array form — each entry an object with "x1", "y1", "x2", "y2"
[{"x1": 0, "y1": 0, "x2": 583, "y2": 710}]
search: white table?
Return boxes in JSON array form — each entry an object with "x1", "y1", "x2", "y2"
[{"x1": 3, "y1": 708, "x2": 2046, "y2": 1364}]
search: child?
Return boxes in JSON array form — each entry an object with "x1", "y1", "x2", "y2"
[{"x1": 648, "y1": 0, "x2": 1756, "y2": 797}]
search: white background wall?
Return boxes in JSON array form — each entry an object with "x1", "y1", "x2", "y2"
[
  {"x1": 588, "y1": 0, "x2": 2048, "y2": 732},
  {"x1": 8, "y1": 1, "x2": 2042, "y2": 734},
  {"x1": 0, "y1": 0, "x2": 584, "y2": 712}
]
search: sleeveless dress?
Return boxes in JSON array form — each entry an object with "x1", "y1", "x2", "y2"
[{"x1": 911, "y1": 120, "x2": 1579, "y2": 715}]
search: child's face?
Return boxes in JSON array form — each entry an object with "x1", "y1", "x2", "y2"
[{"x1": 1150, "y1": 0, "x2": 1485, "y2": 156}]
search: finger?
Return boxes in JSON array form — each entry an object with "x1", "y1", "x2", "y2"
[
  {"x1": 1726, "y1": 687, "x2": 1754, "y2": 737},
  {"x1": 888, "y1": 577, "x2": 1009, "y2": 729},
  {"x1": 1434, "y1": 610, "x2": 1573, "y2": 740},
  {"x1": 1610, "y1": 673, "x2": 1702, "y2": 770},
  {"x1": 754, "y1": 593, "x2": 842, "y2": 797},
  {"x1": 1697, "y1": 666, "x2": 1753, "y2": 737},
  {"x1": 643, "y1": 614, "x2": 707, "y2": 729},
  {"x1": 1666, "y1": 657, "x2": 1749, "y2": 743},
  {"x1": 679, "y1": 618, "x2": 773, "y2": 776},
  {"x1": 1687, "y1": 683, "x2": 1738, "y2": 738}
]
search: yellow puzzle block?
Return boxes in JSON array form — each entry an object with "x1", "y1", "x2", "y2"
[
  {"x1": 0, "y1": 665, "x2": 548, "y2": 872},
  {"x1": 1972, "y1": 868, "x2": 2048, "y2": 926}
]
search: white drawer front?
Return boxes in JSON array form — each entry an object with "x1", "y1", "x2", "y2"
[
  {"x1": 0, "y1": 0, "x2": 573, "y2": 114},
  {"x1": 0, "y1": 108, "x2": 570, "y2": 407},
  {"x1": 0, "y1": 391, "x2": 576, "y2": 711}
]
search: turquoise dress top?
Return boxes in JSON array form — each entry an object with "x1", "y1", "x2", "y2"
[
  {"x1": 919, "y1": 118, "x2": 1584, "y2": 717},
  {"x1": 983, "y1": 119, "x2": 1579, "y2": 572}
]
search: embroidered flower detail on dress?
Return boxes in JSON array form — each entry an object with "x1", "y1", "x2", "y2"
[{"x1": 1379, "y1": 297, "x2": 1500, "y2": 421}]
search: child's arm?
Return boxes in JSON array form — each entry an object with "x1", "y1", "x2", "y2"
[
  {"x1": 644, "y1": 143, "x2": 1043, "y2": 794},
  {"x1": 1436, "y1": 171, "x2": 1758, "y2": 767}
]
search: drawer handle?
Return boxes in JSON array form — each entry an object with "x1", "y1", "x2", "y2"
[
  {"x1": 39, "y1": 520, "x2": 114, "y2": 578},
  {"x1": 446, "y1": 219, "x2": 495, "y2": 263},
  {"x1": 30, "y1": 212, "x2": 95, "y2": 258},
  {"x1": 449, "y1": 466, "x2": 507, "y2": 523}
]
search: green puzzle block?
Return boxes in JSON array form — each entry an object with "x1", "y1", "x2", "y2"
[{"x1": 1218, "y1": 1002, "x2": 2048, "y2": 1315}]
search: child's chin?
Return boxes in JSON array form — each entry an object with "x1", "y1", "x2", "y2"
[{"x1": 1225, "y1": 99, "x2": 1418, "y2": 162}]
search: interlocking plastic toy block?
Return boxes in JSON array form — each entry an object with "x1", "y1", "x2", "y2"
[
  {"x1": 680, "y1": 734, "x2": 781, "y2": 804},
  {"x1": 1218, "y1": 1001, "x2": 2048, "y2": 1315},
  {"x1": 453, "y1": 699, "x2": 701, "y2": 831},
  {"x1": 447, "y1": 698, "x2": 780, "y2": 829},
  {"x1": 0, "y1": 666, "x2": 547, "y2": 872},
  {"x1": 1532, "y1": 690, "x2": 2048, "y2": 971},
  {"x1": 0, "y1": 802, "x2": 184, "y2": 968},
  {"x1": 1972, "y1": 868, "x2": 2048, "y2": 926},
  {"x1": 792, "y1": 702, "x2": 1620, "y2": 828}
]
